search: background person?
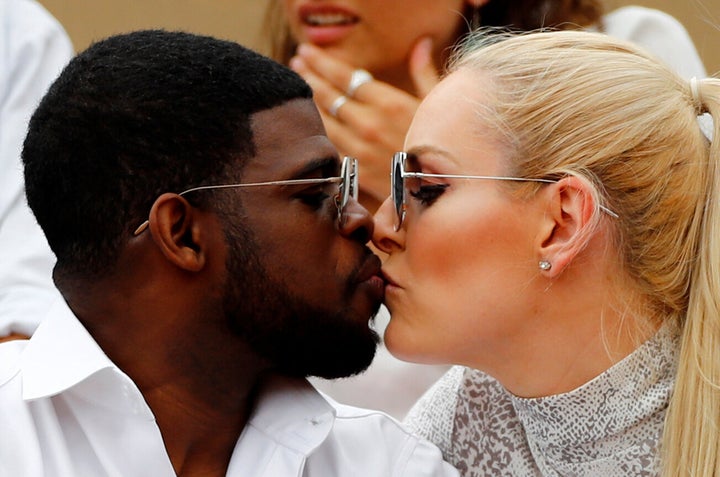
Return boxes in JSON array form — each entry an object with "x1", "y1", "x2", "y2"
[
  {"x1": 0, "y1": 30, "x2": 457, "y2": 476},
  {"x1": 372, "y1": 29, "x2": 719, "y2": 475},
  {"x1": 0, "y1": 0, "x2": 73, "y2": 342}
]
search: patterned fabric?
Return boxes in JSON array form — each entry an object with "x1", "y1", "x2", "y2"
[{"x1": 405, "y1": 325, "x2": 679, "y2": 476}]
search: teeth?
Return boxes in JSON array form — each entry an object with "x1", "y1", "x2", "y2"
[{"x1": 305, "y1": 13, "x2": 354, "y2": 26}]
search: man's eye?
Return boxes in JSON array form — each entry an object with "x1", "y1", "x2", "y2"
[
  {"x1": 298, "y1": 190, "x2": 331, "y2": 209},
  {"x1": 409, "y1": 183, "x2": 448, "y2": 206}
]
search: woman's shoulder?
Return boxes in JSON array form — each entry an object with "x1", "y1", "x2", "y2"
[
  {"x1": 404, "y1": 366, "x2": 510, "y2": 453},
  {"x1": 403, "y1": 366, "x2": 466, "y2": 453}
]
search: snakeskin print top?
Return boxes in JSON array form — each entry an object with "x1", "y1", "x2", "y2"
[{"x1": 404, "y1": 324, "x2": 679, "y2": 476}]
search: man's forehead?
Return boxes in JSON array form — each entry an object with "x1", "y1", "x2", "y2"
[{"x1": 247, "y1": 99, "x2": 340, "y2": 178}]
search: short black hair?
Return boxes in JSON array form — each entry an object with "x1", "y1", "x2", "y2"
[{"x1": 23, "y1": 30, "x2": 313, "y2": 278}]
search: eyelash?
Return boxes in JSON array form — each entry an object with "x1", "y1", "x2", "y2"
[
  {"x1": 298, "y1": 188, "x2": 332, "y2": 209},
  {"x1": 409, "y1": 183, "x2": 449, "y2": 206}
]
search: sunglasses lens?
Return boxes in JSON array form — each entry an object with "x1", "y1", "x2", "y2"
[
  {"x1": 392, "y1": 153, "x2": 405, "y2": 229},
  {"x1": 337, "y1": 157, "x2": 356, "y2": 222},
  {"x1": 349, "y1": 158, "x2": 358, "y2": 201}
]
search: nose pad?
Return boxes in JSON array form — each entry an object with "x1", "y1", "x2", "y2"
[
  {"x1": 339, "y1": 198, "x2": 374, "y2": 244},
  {"x1": 334, "y1": 193, "x2": 343, "y2": 223}
]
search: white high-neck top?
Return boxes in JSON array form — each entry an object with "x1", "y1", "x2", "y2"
[{"x1": 405, "y1": 325, "x2": 679, "y2": 476}]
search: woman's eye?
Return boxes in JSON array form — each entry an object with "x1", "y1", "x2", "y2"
[{"x1": 409, "y1": 183, "x2": 448, "y2": 206}]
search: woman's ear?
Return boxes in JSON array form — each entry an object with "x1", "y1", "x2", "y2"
[
  {"x1": 536, "y1": 176, "x2": 597, "y2": 277},
  {"x1": 147, "y1": 193, "x2": 207, "y2": 272},
  {"x1": 466, "y1": 0, "x2": 490, "y2": 7}
]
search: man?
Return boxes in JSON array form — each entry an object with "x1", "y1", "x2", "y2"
[{"x1": 0, "y1": 30, "x2": 457, "y2": 476}]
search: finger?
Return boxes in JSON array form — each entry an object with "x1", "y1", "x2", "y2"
[
  {"x1": 291, "y1": 56, "x2": 346, "y2": 114},
  {"x1": 295, "y1": 43, "x2": 373, "y2": 98},
  {"x1": 0, "y1": 332, "x2": 30, "y2": 343},
  {"x1": 408, "y1": 36, "x2": 440, "y2": 98}
]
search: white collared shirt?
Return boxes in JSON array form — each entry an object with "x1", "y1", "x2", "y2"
[{"x1": 0, "y1": 293, "x2": 458, "y2": 477}]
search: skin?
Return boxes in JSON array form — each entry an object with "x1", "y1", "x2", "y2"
[
  {"x1": 59, "y1": 99, "x2": 383, "y2": 476},
  {"x1": 285, "y1": 0, "x2": 488, "y2": 211},
  {"x1": 0, "y1": 333, "x2": 28, "y2": 343},
  {"x1": 372, "y1": 69, "x2": 658, "y2": 398}
]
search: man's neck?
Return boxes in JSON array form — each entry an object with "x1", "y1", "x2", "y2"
[
  {"x1": 62, "y1": 281, "x2": 271, "y2": 476},
  {"x1": 144, "y1": 379, "x2": 260, "y2": 476}
]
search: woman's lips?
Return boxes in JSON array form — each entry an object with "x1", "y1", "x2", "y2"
[
  {"x1": 381, "y1": 270, "x2": 398, "y2": 288},
  {"x1": 298, "y1": 4, "x2": 359, "y2": 44},
  {"x1": 380, "y1": 270, "x2": 401, "y2": 297},
  {"x1": 303, "y1": 11, "x2": 357, "y2": 26}
]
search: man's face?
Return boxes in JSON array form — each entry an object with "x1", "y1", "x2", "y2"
[{"x1": 221, "y1": 98, "x2": 383, "y2": 379}]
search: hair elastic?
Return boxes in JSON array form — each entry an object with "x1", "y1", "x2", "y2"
[{"x1": 689, "y1": 77, "x2": 704, "y2": 114}]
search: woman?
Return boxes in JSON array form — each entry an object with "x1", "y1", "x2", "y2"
[
  {"x1": 372, "y1": 30, "x2": 719, "y2": 475},
  {"x1": 264, "y1": 0, "x2": 705, "y2": 212},
  {"x1": 263, "y1": 0, "x2": 707, "y2": 421}
]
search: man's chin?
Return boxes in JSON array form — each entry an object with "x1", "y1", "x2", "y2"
[
  {"x1": 281, "y1": 327, "x2": 380, "y2": 380},
  {"x1": 311, "y1": 336, "x2": 379, "y2": 380}
]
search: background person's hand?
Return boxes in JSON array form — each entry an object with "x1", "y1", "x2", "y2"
[
  {"x1": 0, "y1": 332, "x2": 30, "y2": 343},
  {"x1": 290, "y1": 37, "x2": 440, "y2": 211}
]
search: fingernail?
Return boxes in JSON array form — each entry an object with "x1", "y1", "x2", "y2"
[
  {"x1": 417, "y1": 37, "x2": 433, "y2": 56},
  {"x1": 289, "y1": 56, "x2": 304, "y2": 71},
  {"x1": 297, "y1": 43, "x2": 312, "y2": 56}
]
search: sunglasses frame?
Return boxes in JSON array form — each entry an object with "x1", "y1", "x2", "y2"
[
  {"x1": 391, "y1": 151, "x2": 619, "y2": 231},
  {"x1": 134, "y1": 156, "x2": 358, "y2": 236}
]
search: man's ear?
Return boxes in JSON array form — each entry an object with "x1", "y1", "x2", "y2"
[
  {"x1": 147, "y1": 193, "x2": 207, "y2": 272},
  {"x1": 536, "y1": 176, "x2": 597, "y2": 277}
]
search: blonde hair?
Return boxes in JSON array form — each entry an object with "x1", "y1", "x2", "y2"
[
  {"x1": 261, "y1": 0, "x2": 295, "y2": 64},
  {"x1": 451, "y1": 30, "x2": 720, "y2": 475}
]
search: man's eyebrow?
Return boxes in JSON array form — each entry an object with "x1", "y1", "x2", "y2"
[{"x1": 289, "y1": 155, "x2": 340, "y2": 179}]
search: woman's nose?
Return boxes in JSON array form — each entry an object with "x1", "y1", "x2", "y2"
[{"x1": 372, "y1": 196, "x2": 403, "y2": 254}]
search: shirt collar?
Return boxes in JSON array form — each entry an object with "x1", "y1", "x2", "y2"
[
  {"x1": 245, "y1": 374, "x2": 336, "y2": 454},
  {"x1": 20, "y1": 290, "x2": 342, "y2": 442},
  {"x1": 20, "y1": 291, "x2": 152, "y2": 417}
]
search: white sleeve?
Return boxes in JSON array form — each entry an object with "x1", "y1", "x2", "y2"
[
  {"x1": 602, "y1": 6, "x2": 707, "y2": 79},
  {"x1": 0, "y1": 0, "x2": 73, "y2": 336}
]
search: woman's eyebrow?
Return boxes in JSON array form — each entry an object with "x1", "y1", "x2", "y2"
[
  {"x1": 406, "y1": 145, "x2": 454, "y2": 160},
  {"x1": 406, "y1": 146, "x2": 457, "y2": 170}
]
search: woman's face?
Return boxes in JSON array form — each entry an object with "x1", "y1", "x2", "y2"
[
  {"x1": 372, "y1": 70, "x2": 547, "y2": 368},
  {"x1": 283, "y1": 0, "x2": 469, "y2": 73}
]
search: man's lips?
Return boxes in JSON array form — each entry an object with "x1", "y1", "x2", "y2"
[
  {"x1": 355, "y1": 253, "x2": 383, "y2": 284},
  {"x1": 354, "y1": 253, "x2": 385, "y2": 301}
]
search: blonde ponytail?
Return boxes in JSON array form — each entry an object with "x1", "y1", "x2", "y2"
[{"x1": 663, "y1": 77, "x2": 720, "y2": 476}]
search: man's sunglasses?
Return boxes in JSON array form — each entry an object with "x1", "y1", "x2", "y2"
[{"x1": 134, "y1": 156, "x2": 358, "y2": 236}]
